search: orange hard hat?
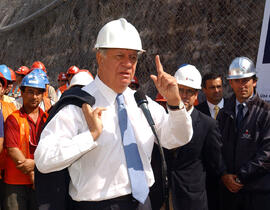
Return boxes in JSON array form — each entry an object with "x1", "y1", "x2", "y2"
[
  {"x1": 155, "y1": 93, "x2": 167, "y2": 102},
  {"x1": 58, "y1": 72, "x2": 67, "y2": 81},
  {"x1": 8, "y1": 67, "x2": 16, "y2": 81},
  {"x1": 66, "y1": 66, "x2": 80, "y2": 75},
  {"x1": 31, "y1": 61, "x2": 46, "y2": 73},
  {"x1": 0, "y1": 72, "x2": 7, "y2": 88},
  {"x1": 16, "y1": 66, "x2": 30, "y2": 75}
]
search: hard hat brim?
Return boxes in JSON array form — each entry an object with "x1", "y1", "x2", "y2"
[{"x1": 227, "y1": 72, "x2": 256, "y2": 80}]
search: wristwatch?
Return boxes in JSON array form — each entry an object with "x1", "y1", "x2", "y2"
[{"x1": 167, "y1": 101, "x2": 185, "y2": 110}]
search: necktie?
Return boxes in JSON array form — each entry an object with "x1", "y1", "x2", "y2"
[
  {"x1": 116, "y1": 94, "x2": 149, "y2": 204},
  {"x1": 236, "y1": 104, "x2": 244, "y2": 129},
  {"x1": 214, "y1": 105, "x2": 220, "y2": 119}
]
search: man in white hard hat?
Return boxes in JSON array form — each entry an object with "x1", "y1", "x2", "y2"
[
  {"x1": 34, "y1": 18, "x2": 193, "y2": 210},
  {"x1": 218, "y1": 57, "x2": 270, "y2": 210},
  {"x1": 166, "y1": 64, "x2": 223, "y2": 210}
]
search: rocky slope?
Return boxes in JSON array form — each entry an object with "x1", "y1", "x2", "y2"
[{"x1": 0, "y1": 0, "x2": 265, "y2": 97}]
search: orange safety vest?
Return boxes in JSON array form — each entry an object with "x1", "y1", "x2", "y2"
[
  {"x1": 0, "y1": 101, "x2": 17, "y2": 179},
  {"x1": 43, "y1": 96, "x2": 52, "y2": 112},
  {"x1": 58, "y1": 83, "x2": 68, "y2": 94},
  {"x1": 0, "y1": 100, "x2": 17, "y2": 121},
  {"x1": 44, "y1": 85, "x2": 49, "y2": 98},
  {"x1": 4, "y1": 110, "x2": 32, "y2": 185}
]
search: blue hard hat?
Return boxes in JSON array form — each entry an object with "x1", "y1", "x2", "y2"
[
  {"x1": 20, "y1": 73, "x2": 46, "y2": 89},
  {"x1": 0, "y1": 64, "x2": 13, "y2": 81},
  {"x1": 29, "y1": 68, "x2": 49, "y2": 84}
]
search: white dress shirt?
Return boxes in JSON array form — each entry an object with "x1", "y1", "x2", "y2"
[
  {"x1": 35, "y1": 76, "x2": 193, "y2": 202},
  {"x1": 207, "y1": 98, "x2": 224, "y2": 119}
]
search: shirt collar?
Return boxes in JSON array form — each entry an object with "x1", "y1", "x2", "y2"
[
  {"x1": 94, "y1": 76, "x2": 131, "y2": 105},
  {"x1": 187, "y1": 106, "x2": 194, "y2": 115},
  {"x1": 207, "y1": 98, "x2": 224, "y2": 110},
  {"x1": 235, "y1": 93, "x2": 254, "y2": 108}
]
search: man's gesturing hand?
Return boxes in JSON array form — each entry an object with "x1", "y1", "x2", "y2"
[
  {"x1": 82, "y1": 104, "x2": 106, "y2": 141},
  {"x1": 150, "y1": 55, "x2": 181, "y2": 106}
]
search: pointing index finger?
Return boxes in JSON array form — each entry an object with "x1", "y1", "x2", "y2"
[{"x1": 155, "y1": 55, "x2": 164, "y2": 75}]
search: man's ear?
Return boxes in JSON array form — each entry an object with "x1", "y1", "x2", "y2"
[
  {"x1": 96, "y1": 51, "x2": 103, "y2": 66},
  {"x1": 228, "y1": 79, "x2": 233, "y2": 88},
  {"x1": 202, "y1": 87, "x2": 207, "y2": 94}
]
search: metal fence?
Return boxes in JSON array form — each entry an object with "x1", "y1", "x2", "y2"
[{"x1": 0, "y1": 0, "x2": 266, "y2": 97}]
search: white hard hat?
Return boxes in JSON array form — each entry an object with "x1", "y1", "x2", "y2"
[
  {"x1": 227, "y1": 56, "x2": 256, "y2": 79},
  {"x1": 174, "y1": 64, "x2": 202, "y2": 89},
  {"x1": 70, "y1": 71, "x2": 94, "y2": 87},
  {"x1": 94, "y1": 18, "x2": 145, "y2": 52}
]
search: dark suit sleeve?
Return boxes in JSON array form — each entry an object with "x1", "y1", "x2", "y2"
[
  {"x1": 203, "y1": 119, "x2": 226, "y2": 177},
  {"x1": 237, "y1": 115, "x2": 270, "y2": 184}
]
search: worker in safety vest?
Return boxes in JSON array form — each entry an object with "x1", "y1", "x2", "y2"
[
  {"x1": 14, "y1": 69, "x2": 55, "y2": 112},
  {"x1": 8, "y1": 66, "x2": 30, "y2": 99},
  {"x1": 4, "y1": 73, "x2": 48, "y2": 210},
  {"x1": 57, "y1": 72, "x2": 67, "y2": 88},
  {"x1": 56, "y1": 72, "x2": 68, "y2": 99},
  {"x1": 57, "y1": 65, "x2": 80, "y2": 99},
  {"x1": 0, "y1": 65, "x2": 16, "y2": 103}
]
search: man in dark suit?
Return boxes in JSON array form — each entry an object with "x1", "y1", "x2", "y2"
[
  {"x1": 167, "y1": 64, "x2": 224, "y2": 210},
  {"x1": 196, "y1": 72, "x2": 227, "y2": 210},
  {"x1": 196, "y1": 72, "x2": 225, "y2": 119}
]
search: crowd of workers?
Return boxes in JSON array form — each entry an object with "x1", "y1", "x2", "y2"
[{"x1": 0, "y1": 17, "x2": 269, "y2": 210}]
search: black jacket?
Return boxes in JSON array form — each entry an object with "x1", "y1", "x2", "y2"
[
  {"x1": 167, "y1": 108, "x2": 224, "y2": 210},
  {"x1": 217, "y1": 94, "x2": 270, "y2": 192},
  {"x1": 195, "y1": 99, "x2": 229, "y2": 118},
  {"x1": 35, "y1": 86, "x2": 95, "y2": 210},
  {"x1": 195, "y1": 100, "x2": 211, "y2": 116}
]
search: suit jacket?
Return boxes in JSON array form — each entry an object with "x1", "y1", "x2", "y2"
[
  {"x1": 167, "y1": 108, "x2": 224, "y2": 210},
  {"x1": 195, "y1": 99, "x2": 229, "y2": 119},
  {"x1": 196, "y1": 100, "x2": 211, "y2": 116}
]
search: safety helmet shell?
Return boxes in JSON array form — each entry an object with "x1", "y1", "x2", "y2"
[
  {"x1": 58, "y1": 72, "x2": 67, "y2": 81},
  {"x1": 29, "y1": 68, "x2": 49, "y2": 85},
  {"x1": 95, "y1": 18, "x2": 145, "y2": 52},
  {"x1": 31, "y1": 61, "x2": 46, "y2": 73},
  {"x1": 174, "y1": 64, "x2": 202, "y2": 89},
  {"x1": 66, "y1": 66, "x2": 80, "y2": 75},
  {"x1": 16, "y1": 66, "x2": 30, "y2": 75},
  {"x1": 70, "y1": 71, "x2": 94, "y2": 87},
  {"x1": 227, "y1": 57, "x2": 256, "y2": 79},
  {"x1": 20, "y1": 73, "x2": 46, "y2": 89},
  {"x1": 0, "y1": 64, "x2": 15, "y2": 81},
  {"x1": 8, "y1": 68, "x2": 16, "y2": 81}
]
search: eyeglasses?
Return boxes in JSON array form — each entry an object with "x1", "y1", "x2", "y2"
[
  {"x1": 24, "y1": 90, "x2": 44, "y2": 96},
  {"x1": 178, "y1": 88, "x2": 197, "y2": 96}
]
